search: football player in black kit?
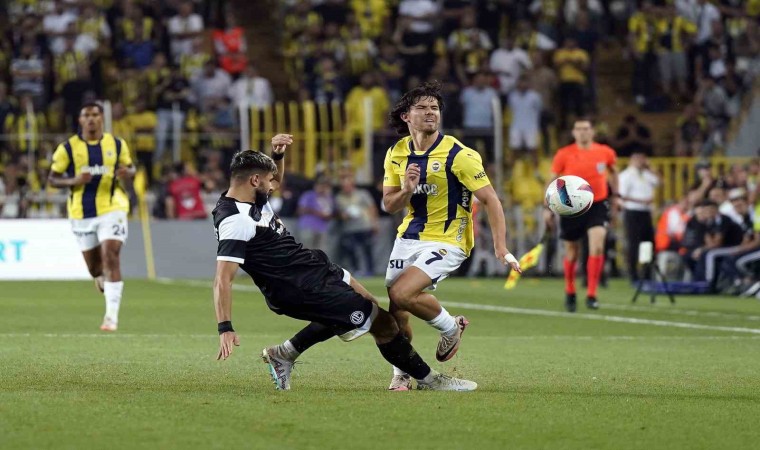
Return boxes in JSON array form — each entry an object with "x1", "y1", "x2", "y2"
[{"x1": 212, "y1": 134, "x2": 477, "y2": 391}]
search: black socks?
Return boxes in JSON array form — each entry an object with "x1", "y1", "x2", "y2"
[
  {"x1": 376, "y1": 333, "x2": 431, "y2": 380},
  {"x1": 290, "y1": 322, "x2": 336, "y2": 354}
]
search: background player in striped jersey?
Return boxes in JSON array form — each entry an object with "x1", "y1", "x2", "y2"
[
  {"x1": 382, "y1": 81, "x2": 522, "y2": 391},
  {"x1": 48, "y1": 103, "x2": 136, "y2": 331},
  {"x1": 545, "y1": 118, "x2": 618, "y2": 312}
]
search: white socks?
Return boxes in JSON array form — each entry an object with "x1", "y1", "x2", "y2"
[
  {"x1": 281, "y1": 340, "x2": 300, "y2": 360},
  {"x1": 426, "y1": 307, "x2": 458, "y2": 336},
  {"x1": 393, "y1": 366, "x2": 406, "y2": 376},
  {"x1": 104, "y1": 281, "x2": 124, "y2": 323}
]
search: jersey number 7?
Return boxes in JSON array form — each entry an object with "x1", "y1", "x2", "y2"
[{"x1": 424, "y1": 251, "x2": 444, "y2": 265}]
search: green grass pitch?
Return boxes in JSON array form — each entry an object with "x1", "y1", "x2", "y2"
[{"x1": 2, "y1": 277, "x2": 760, "y2": 450}]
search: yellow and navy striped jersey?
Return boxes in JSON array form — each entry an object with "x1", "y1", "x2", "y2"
[
  {"x1": 51, "y1": 133, "x2": 133, "y2": 219},
  {"x1": 383, "y1": 134, "x2": 491, "y2": 255}
]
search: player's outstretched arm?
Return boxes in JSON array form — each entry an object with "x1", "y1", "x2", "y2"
[
  {"x1": 270, "y1": 133, "x2": 293, "y2": 188},
  {"x1": 48, "y1": 170, "x2": 92, "y2": 188},
  {"x1": 214, "y1": 260, "x2": 240, "y2": 360},
  {"x1": 473, "y1": 185, "x2": 521, "y2": 273}
]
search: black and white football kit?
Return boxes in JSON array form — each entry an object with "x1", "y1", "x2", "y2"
[{"x1": 212, "y1": 192, "x2": 377, "y2": 341}]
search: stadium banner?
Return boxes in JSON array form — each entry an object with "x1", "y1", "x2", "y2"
[{"x1": 0, "y1": 220, "x2": 90, "y2": 280}]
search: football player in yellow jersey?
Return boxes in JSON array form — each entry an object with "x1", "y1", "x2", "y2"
[
  {"x1": 48, "y1": 103, "x2": 136, "y2": 332},
  {"x1": 382, "y1": 82, "x2": 521, "y2": 390}
]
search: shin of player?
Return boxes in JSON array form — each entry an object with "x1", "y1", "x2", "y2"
[
  {"x1": 48, "y1": 103, "x2": 135, "y2": 330},
  {"x1": 381, "y1": 82, "x2": 521, "y2": 389},
  {"x1": 545, "y1": 118, "x2": 617, "y2": 312}
]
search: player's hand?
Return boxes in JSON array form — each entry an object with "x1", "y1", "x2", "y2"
[
  {"x1": 497, "y1": 247, "x2": 522, "y2": 273},
  {"x1": 271, "y1": 134, "x2": 293, "y2": 155},
  {"x1": 402, "y1": 164, "x2": 421, "y2": 194},
  {"x1": 75, "y1": 172, "x2": 93, "y2": 185},
  {"x1": 216, "y1": 331, "x2": 240, "y2": 360},
  {"x1": 115, "y1": 166, "x2": 131, "y2": 180}
]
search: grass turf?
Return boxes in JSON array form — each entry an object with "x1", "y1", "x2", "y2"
[{"x1": 1, "y1": 277, "x2": 760, "y2": 450}]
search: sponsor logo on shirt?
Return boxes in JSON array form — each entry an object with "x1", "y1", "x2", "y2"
[
  {"x1": 413, "y1": 183, "x2": 439, "y2": 196},
  {"x1": 82, "y1": 165, "x2": 111, "y2": 176}
]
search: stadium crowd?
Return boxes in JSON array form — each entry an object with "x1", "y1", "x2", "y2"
[{"x1": 1, "y1": 0, "x2": 760, "y2": 295}]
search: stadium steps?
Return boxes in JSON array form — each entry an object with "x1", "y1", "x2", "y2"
[
  {"x1": 231, "y1": 0, "x2": 290, "y2": 99},
  {"x1": 594, "y1": 43, "x2": 681, "y2": 156}
]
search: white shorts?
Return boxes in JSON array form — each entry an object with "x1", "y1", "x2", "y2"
[
  {"x1": 509, "y1": 128, "x2": 539, "y2": 150},
  {"x1": 70, "y1": 210, "x2": 128, "y2": 251},
  {"x1": 385, "y1": 238, "x2": 467, "y2": 290}
]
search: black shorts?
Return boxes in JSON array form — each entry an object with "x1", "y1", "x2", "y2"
[
  {"x1": 559, "y1": 198, "x2": 611, "y2": 242},
  {"x1": 264, "y1": 263, "x2": 377, "y2": 341}
]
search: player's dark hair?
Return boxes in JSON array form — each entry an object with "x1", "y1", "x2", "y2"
[
  {"x1": 695, "y1": 199, "x2": 718, "y2": 209},
  {"x1": 389, "y1": 81, "x2": 445, "y2": 135},
  {"x1": 573, "y1": 116, "x2": 595, "y2": 127},
  {"x1": 230, "y1": 150, "x2": 278, "y2": 181},
  {"x1": 80, "y1": 102, "x2": 104, "y2": 114}
]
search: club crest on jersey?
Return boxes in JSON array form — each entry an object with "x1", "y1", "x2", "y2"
[
  {"x1": 413, "y1": 183, "x2": 439, "y2": 195},
  {"x1": 82, "y1": 165, "x2": 110, "y2": 176},
  {"x1": 430, "y1": 161, "x2": 441, "y2": 172}
]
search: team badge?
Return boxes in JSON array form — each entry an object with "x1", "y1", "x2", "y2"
[
  {"x1": 430, "y1": 161, "x2": 441, "y2": 172},
  {"x1": 350, "y1": 311, "x2": 365, "y2": 325}
]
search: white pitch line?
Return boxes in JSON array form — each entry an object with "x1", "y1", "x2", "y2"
[
  {"x1": 591, "y1": 302, "x2": 760, "y2": 322},
  {"x1": 153, "y1": 279, "x2": 760, "y2": 335},
  {"x1": 441, "y1": 301, "x2": 760, "y2": 335}
]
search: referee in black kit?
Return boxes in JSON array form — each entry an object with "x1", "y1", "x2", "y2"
[{"x1": 618, "y1": 151, "x2": 660, "y2": 283}]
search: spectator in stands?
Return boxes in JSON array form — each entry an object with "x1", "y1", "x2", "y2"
[
  {"x1": 675, "y1": 104, "x2": 708, "y2": 156},
  {"x1": 393, "y1": 4, "x2": 438, "y2": 81},
  {"x1": 53, "y1": 34, "x2": 89, "y2": 96},
  {"x1": 513, "y1": 19, "x2": 557, "y2": 53},
  {"x1": 199, "y1": 96, "x2": 237, "y2": 154},
  {"x1": 42, "y1": 0, "x2": 77, "y2": 55},
  {"x1": 688, "y1": 160, "x2": 718, "y2": 205},
  {"x1": 166, "y1": 162, "x2": 207, "y2": 220},
  {"x1": 335, "y1": 172, "x2": 378, "y2": 276},
  {"x1": 168, "y1": 0, "x2": 204, "y2": 63},
  {"x1": 525, "y1": 52, "x2": 558, "y2": 157},
  {"x1": 507, "y1": 76, "x2": 542, "y2": 166},
  {"x1": 192, "y1": 60, "x2": 232, "y2": 112},
  {"x1": 613, "y1": 115, "x2": 653, "y2": 157},
  {"x1": 350, "y1": 0, "x2": 388, "y2": 39},
  {"x1": 553, "y1": 37, "x2": 589, "y2": 129},
  {"x1": 695, "y1": 76, "x2": 728, "y2": 154},
  {"x1": 309, "y1": 57, "x2": 345, "y2": 103},
  {"x1": 628, "y1": 2, "x2": 656, "y2": 106},
  {"x1": 144, "y1": 53, "x2": 171, "y2": 108},
  {"x1": 154, "y1": 66, "x2": 192, "y2": 165},
  {"x1": 563, "y1": 0, "x2": 604, "y2": 26},
  {"x1": 490, "y1": 36, "x2": 532, "y2": 97},
  {"x1": 228, "y1": 63, "x2": 274, "y2": 109},
  {"x1": 297, "y1": 175, "x2": 335, "y2": 253},
  {"x1": 120, "y1": 21, "x2": 155, "y2": 69},
  {"x1": 10, "y1": 43, "x2": 44, "y2": 107},
  {"x1": 377, "y1": 41, "x2": 405, "y2": 104},
  {"x1": 708, "y1": 183, "x2": 743, "y2": 225},
  {"x1": 426, "y1": 57, "x2": 463, "y2": 128},
  {"x1": 180, "y1": 37, "x2": 211, "y2": 80},
  {"x1": 345, "y1": 71, "x2": 390, "y2": 152},
  {"x1": 212, "y1": 12, "x2": 247, "y2": 77},
  {"x1": 692, "y1": 0, "x2": 722, "y2": 79},
  {"x1": 568, "y1": 11, "x2": 600, "y2": 111},
  {"x1": 447, "y1": 9, "x2": 493, "y2": 86},
  {"x1": 654, "y1": 8, "x2": 696, "y2": 102},
  {"x1": 61, "y1": 65, "x2": 96, "y2": 132},
  {"x1": 126, "y1": 98, "x2": 158, "y2": 184},
  {"x1": 345, "y1": 25, "x2": 378, "y2": 85},
  {"x1": 655, "y1": 197, "x2": 690, "y2": 276},
  {"x1": 4, "y1": 94, "x2": 46, "y2": 158},
  {"x1": 79, "y1": 3, "x2": 112, "y2": 44},
  {"x1": 0, "y1": 83, "x2": 15, "y2": 144},
  {"x1": 460, "y1": 71, "x2": 498, "y2": 155}
]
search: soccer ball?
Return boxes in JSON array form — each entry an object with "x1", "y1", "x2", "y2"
[{"x1": 545, "y1": 175, "x2": 594, "y2": 217}]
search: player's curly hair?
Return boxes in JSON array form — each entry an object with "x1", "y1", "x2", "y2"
[
  {"x1": 230, "y1": 150, "x2": 278, "y2": 181},
  {"x1": 388, "y1": 81, "x2": 445, "y2": 135}
]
